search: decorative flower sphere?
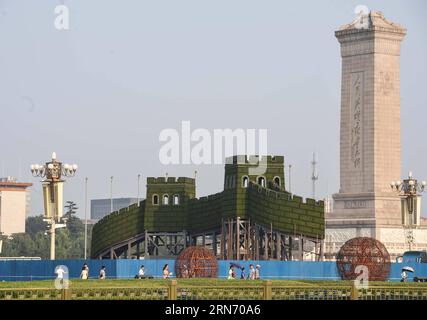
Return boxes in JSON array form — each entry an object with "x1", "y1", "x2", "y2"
[
  {"x1": 336, "y1": 237, "x2": 391, "y2": 281},
  {"x1": 175, "y1": 246, "x2": 218, "y2": 278}
]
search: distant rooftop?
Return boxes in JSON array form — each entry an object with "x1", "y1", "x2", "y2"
[
  {"x1": 91, "y1": 197, "x2": 138, "y2": 202},
  {"x1": 0, "y1": 177, "x2": 32, "y2": 189}
]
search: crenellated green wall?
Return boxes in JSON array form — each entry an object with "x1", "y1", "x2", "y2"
[
  {"x1": 187, "y1": 192, "x2": 224, "y2": 234},
  {"x1": 246, "y1": 183, "x2": 324, "y2": 238},
  {"x1": 91, "y1": 155, "x2": 325, "y2": 258},
  {"x1": 144, "y1": 177, "x2": 195, "y2": 232},
  {"x1": 91, "y1": 202, "x2": 145, "y2": 257}
]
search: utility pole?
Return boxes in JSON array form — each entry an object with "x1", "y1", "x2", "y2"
[
  {"x1": 50, "y1": 220, "x2": 56, "y2": 260},
  {"x1": 311, "y1": 152, "x2": 319, "y2": 199},
  {"x1": 194, "y1": 170, "x2": 198, "y2": 198},
  {"x1": 84, "y1": 177, "x2": 88, "y2": 260},
  {"x1": 137, "y1": 174, "x2": 141, "y2": 206},
  {"x1": 110, "y1": 176, "x2": 114, "y2": 213}
]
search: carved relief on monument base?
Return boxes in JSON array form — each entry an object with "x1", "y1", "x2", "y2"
[
  {"x1": 325, "y1": 227, "x2": 373, "y2": 243},
  {"x1": 379, "y1": 227, "x2": 427, "y2": 244}
]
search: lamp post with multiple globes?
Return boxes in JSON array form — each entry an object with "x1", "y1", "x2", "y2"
[
  {"x1": 31, "y1": 152, "x2": 78, "y2": 260},
  {"x1": 390, "y1": 172, "x2": 426, "y2": 251}
]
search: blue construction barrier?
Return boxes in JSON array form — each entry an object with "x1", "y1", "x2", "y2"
[{"x1": 1, "y1": 259, "x2": 426, "y2": 282}]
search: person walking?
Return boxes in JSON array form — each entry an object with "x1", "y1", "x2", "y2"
[
  {"x1": 99, "y1": 266, "x2": 106, "y2": 279},
  {"x1": 249, "y1": 264, "x2": 255, "y2": 280},
  {"x1": 182, "y1": 265, "x2": 189, "y2": 278},
  {"x1": 401, "y1": 270, "x2": 408, "y2": 282},
  {"x1": 54, "y1": 265, "x2": 69, "y2": 289},
  {"x1": 136, "y1": 265, "x2": 145, "y2": 279},
  {"x1": 255, "y1": 264, "x2": 261, "y2": 280},
  {"x1": 162, "y1": 264, "x2": 170, "y2": 279},
  {"x1": 55, "y1": 265, "x2": 67, "y2": 286},
  {"x1": 80, "y1": 264, "x2": 89, "y2": 280},
  {"x1": 240, "y1": 267, "x2": 246, "y2": 280},
  {"x1": 227, "y1": 266, "x2": 236, "y2": 280}
]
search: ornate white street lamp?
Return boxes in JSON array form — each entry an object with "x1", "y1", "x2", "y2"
[
  {"x1": 31, "y1": 152, "x2": 78, "y2": 260},
  {"x1": 390, "y1": 172, "x2": 426, "y2": 251}
]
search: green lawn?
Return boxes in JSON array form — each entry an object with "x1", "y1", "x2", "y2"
[{"x1": 1, "y1": 278, "x2": 427, "y2": 289}]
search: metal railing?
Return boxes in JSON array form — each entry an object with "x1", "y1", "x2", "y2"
[
  {"x1": 0, "y1": 288, "x2": 62, "y2": 300},
  {"x1": 1, "y1": 281, "x2": 427, "y2": 300},
  {"x1": 358, "y1": 286, "x2": 427, "y2": 300},
  {"x1": 177, "y1": 286, "x2": 264, "y2": 300},
  {"x1": 271, "y1": 286, "x2": 352, "y2": 300},
  {"x1": 70, "y1": 287, "x2": 168, "y2": 300}
]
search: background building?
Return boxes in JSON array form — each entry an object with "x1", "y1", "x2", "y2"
[
  {"x1": 91, "y1": 198, "x2": 138, "y2": 221},
  {"x1": 0, "y1": 177, "x2": 32, "y2": 235}
]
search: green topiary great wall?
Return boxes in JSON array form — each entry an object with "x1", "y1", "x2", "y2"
[{"x1": 91, "y1": 155, "x2": 324, "y2": 258}]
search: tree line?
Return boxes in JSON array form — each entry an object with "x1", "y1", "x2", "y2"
[{"x1": 0, "y1": 212, "x2": 92, "y2": 259}]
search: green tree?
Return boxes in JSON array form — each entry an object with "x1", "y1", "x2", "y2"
[
  {"x1": 26, "y1": 215, "x2": 47, "y2": 238},
  {"x1": 64, "y1": 201, "x2": 78, "y2": 220},
  {"x1": 1, "y1": 233, "x2": 36, "y2": 257},
  {"x1": 55, "y1": 228, "x2": 74, "y2": 259},
  {"x1": 33, "y1": 231, "x2": 49, "y2": 259},
  {"x1": 66, "y1": 216, "x2": 84, "y2": 238}
]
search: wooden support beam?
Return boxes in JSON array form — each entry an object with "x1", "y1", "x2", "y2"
[
  {"x1": 212, "y1": 232, "x2": 217, "y2": 256},
  {"x1": 228, "y1": 219, "x2": 232, "y2": 260},
  {"x1": 144, "y1": 230, "x2": 148, "y2": 258},
  {"x1": 247, "y1": 221, "x2": 252, "y2": 260},
  {"x1": 154, "y1": 236, "x2": 158, "y2": 255},
  {"x1": 236, "y1": 217, "x2": 240, "y2": 260},
  {"x1": 270, "y1": 224, "x2": 273, "y2": 260},
  {"x1": 136, "y1": 242, "x2": 140, "y2": 259},
  {"x1": 127, "y1": 242, "x2": 132, "y2": 259},
  {"x1": 299, "y1": 236, "x2": 304, "y2": 261},
  {"x1": 222, "y1": 220, "x2": 227, "y2": 260},
  {"x1": 255, "y1": 226, "x2": 260, "y2": 260},
  {"x1": 280, "y1": 235, "x2": 286, "y2": 260},
  {"x1": 264, "y1": 231, "x2": 268, "y2": 260}
]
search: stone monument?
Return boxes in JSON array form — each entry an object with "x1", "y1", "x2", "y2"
[{"x1": 326, "y1": 11, "x2": 427, "y2": 260}]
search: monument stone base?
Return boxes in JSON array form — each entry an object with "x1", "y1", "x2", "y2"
[{"x1": 326, "y1": 219, "x2": 427, "y2": 261}]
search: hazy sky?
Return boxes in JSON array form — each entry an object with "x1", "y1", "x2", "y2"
[{"x1": 1, "y1": 0, "x2": 426, "y2": 218}]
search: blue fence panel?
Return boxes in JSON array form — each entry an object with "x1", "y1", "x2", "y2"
[
  {"x1": 116, "y1": 259, "x2": 175, "y2": 279},
  {"x1": 2, "y1": 259, "x2": 427, "y2": 282},
  {"x1": 218, "y1": 260, "x2": 341, "y2": 280},
  {"x1": 0, "y1": 260, "x2": 117, "y2": 281}
]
